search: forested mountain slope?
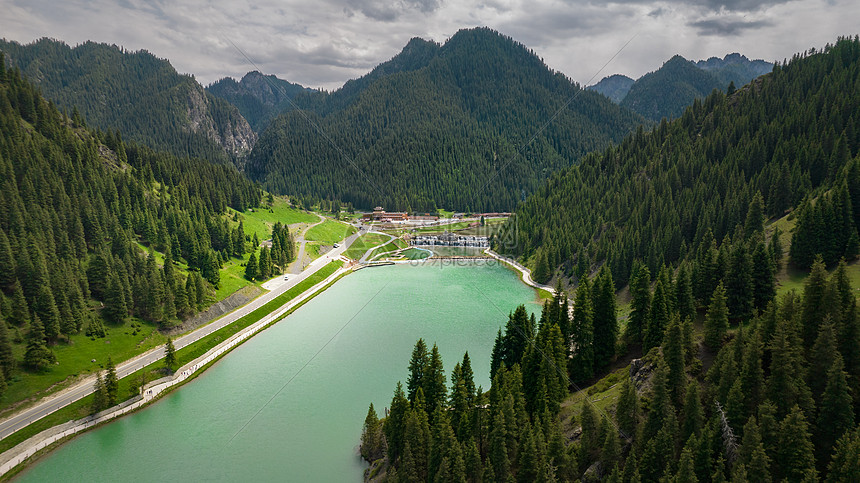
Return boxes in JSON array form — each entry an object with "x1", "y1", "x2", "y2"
[
  {"x1": 499, "y1": 37, "x2": 860, "y2": 288},
  {"x1": 206, "y1": 71, "x2": 310, "y2": 133},
  {"x1": 620, "y1": 55, "x2": 727, "y2": 121},
  {"x1": 695, "y1": 53, "x2": 773, "y2": 88},
  {"x1": 588, "y1": 74, "x2": 634, "y2": 103},
  {"x1": 244, "y1": 27, "x2": 645, "y2": 212},
  {"x1": 0, "y1": 38, "x2": 256, "y2": 165},
  {"x1": 364, "y1": 38, "x2": 860, "y2": 483},
  {"x1": 0, "y1": 55, "x2": 280, "y2": 400},
  {"x1": 589, "y1": 53, "x2": 771, "y2": 120}
]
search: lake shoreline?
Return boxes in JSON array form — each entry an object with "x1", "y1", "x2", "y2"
[{"x1": 5, "y1": 256, "x2": 545, "y2": 481}]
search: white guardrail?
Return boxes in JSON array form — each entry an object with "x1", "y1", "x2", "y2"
[{"x1": 0, "y1": 260, "x2": 350, "y2": 477}]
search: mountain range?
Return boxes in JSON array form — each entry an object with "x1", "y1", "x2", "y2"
[
  {"x1": 206, "y1": 70, "x2": 310, "y2": 133},
  {"x1": 589, "y1": 53, "x2": 773, "y2": 120},
  {"x1": 243, "y1": 28, "x2": 644, "y2": 212},
  {"x1": 1, "y1": 31, "x2": 774, "y2": 211},
  {"x1": 0, "y1": 38, "x2": 256, "y2": 165}
]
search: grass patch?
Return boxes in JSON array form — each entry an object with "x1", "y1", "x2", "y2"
[
  {"x1": 0, "y1": 320, "x2": 166, "y2": 416},
  {"x1": 401, "y1": 248, "x2": 431, "y2": 260},
  {"x1": 214, "y1": 254, "x2": 262, "y2": 300},
  {"x1": 368, "y1": 239, "x2": 407, "y2": 260},
  {"x1": 344, "y1": 233, "x2": 392, "y2": 259},
  {"x1": 560, "y1": 367, "x2": 628, "y2": 425},
  {"x1": 411, "y1": 221, "x2": 474, "y2": 234},
  {"x1": 227, "y1": 196, "x2": 318, "y2": 240},
  {"x1": 305, "y1": 219, "x2": 356, "y2": 244},
  {"x1": 776, "y1": 259, "x2": 860, "y2": 297},
  {"x1": 306, "y1": 243, "x2": 321, "y2": 260}
]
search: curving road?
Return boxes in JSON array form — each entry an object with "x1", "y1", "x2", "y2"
[
  {"x1": 289, "y1": 213, "x2": 325, "y2": 274},
  {"x1": 0, "y1": 223, "x2": 363, "y2": 442}
]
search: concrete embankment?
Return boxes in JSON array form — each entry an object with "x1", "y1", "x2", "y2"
[{"x1": 484, "y1": 249, "x2": 555, "y2": 295}]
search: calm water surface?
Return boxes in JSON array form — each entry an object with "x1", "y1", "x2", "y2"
[{"x1": 18, "y1": 261, "x2": 539, "y2": 482}]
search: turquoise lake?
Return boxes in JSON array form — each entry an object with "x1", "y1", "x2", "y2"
[{"x1": 17, "y1": 261, "x2": 540, "y2": 482}]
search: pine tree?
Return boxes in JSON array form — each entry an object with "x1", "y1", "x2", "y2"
[
  {"x1": 743, "y1": 192, "x2": 765, "y2": 239},
  {"x1": 0, "y1": 229, "x2": 16, "y2": 291},
  {"x1": 579, "y1": 403, "x2": 600, "y2": 468},
  {"x1": 384, "y1": 382, "x2": 409, "y2": 462},
  {"x1": 104, "y1": 356, "x2": 118, "y2": 407},
  {"x1": 8, "y1": 281, "x2": 30, "y2": 327},
  {"x1": 665, "y1": 313, "x2": 686, "y2": 406},
  {"x1": 24, "y1": 313, "x2": 55, "y2": 371},
  {"x1": 675, "y1": 445, "x2": 699, "y2": 483},
  {"x1": 767, "y1": 320, "x2": 815, "y2": 418},
  {"x1": 518, "y1": 423, "x2": 539, "y2": 483},
  {"x1": 244, "y1": 251, "x2": 258, "y2": 281},
  {"x1": 827, "y1": 428, "x2": 860, "y2": 482},
  {"x1": 92, "y1": 371, "x2": 107, "y2": 413},
  {"x1": 739, "y1": 330, "x2": 765, "y2": 417},
  {"x1": 34, "y1": 284, "x2": 61, "y2": 341},
  {"x1": 533, "y1": 249, "x2": 550, "y2": 284},
  {"x1": 601, "y1": 419, "x2": 621, "y2": 471},
  {"x1": 423, "y1": 344, "x2": 447, "y2": 416},
  {"x1": 404, "y1": 392, "x2": 431, "y2": 480},
  {"x1": 776, "y1": 405, "x2": 817, "y2": 482},
  {"x1": 645, "y1": 279, "x2": 670, "y2": 353},
  {"x1": 628, "y1": 260, "x2": 651, "y2": 345},
  {"x1": 644, "y1": 360, "x2": 673, "y2": 442},
  {"x1": 751, "y1": 241, "x2": 776, "y2": 312},
  {"x1": 737, "y1": 417, "x2": 768, "y2": 478},
  {"x1": 164, "y1": 337, "x2": 176, "y2": 373},
  {"x1": 592, "y1": 266, "x2": 617, "y2": 370},
  {"x1": 682, "y1": 381, "x2": 704, "y2": 442},
  {"x1": 809, "y1": 322, "x2": 839, "y2": 404},
  {"x1": 725, "y1": 243, "x2": 754, "y2": 321},
  {"x1": 615, "y1": 376, "x2": 639, "y2": 439},
  {"x1": 0, "y1": 314, "x2": 14, "y2": 378},
  {"x1": 704, "y1": 282, "x2": 729, "y2": 349},
  {"x1": 103, "y1": 271, "x2": 128, "y2": 324},
  {"x1": 676, "y1": 264, "x2": 697, "y2": 325},
  {"x1": 815, "y1": 355, "x2": 855, "y2": 470},
  {"x1": 489, "y1": 408, "x2": 510, "y2": 480},
  {"x1": 801, "y1": 256, "x2": 829, "y2": 349},
  {"x1": 360, "y1": 403, "x2": 383, "y2": 462},
  {"x1": 769, "y1": 226, "x2": 784, "y2": 271},
  {"x1": 569, "y1": 274, "x2": 594, "y2": 384},
  {"x1": 407, "y1": 338, "x2": 429, "y2": 402}
]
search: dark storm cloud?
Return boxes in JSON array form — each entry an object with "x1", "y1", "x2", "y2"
[{"x1": 689, "y1": 17, "x2": 774, "y2": 35}]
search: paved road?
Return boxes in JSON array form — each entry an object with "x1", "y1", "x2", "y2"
[
  {"x1": 359, "y1": 231, "x2": 396, "y2": 263},
  {"x1": 0, "y1": 225, "x2": 363, "y2": 442},
  {"x1": 289, "y1": 214, "x2": 325, "y2": 274}
]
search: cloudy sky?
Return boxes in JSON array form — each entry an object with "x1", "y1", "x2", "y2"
[{"x1": 1, "y1": 0, "x2": 855, "y2": 90}]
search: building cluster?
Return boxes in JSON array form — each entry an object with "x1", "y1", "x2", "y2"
[
  {"x1": 361, "y1": 206, "x2": 410, "y2": 222},
  {"x1": 410, "y1": 233, "x2": 489, "y2": 247}
]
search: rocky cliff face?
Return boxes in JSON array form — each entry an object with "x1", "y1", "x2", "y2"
[
  {"x1": 0, "y1": 38, "x2": 257, "y2": 166},
  {"x1": 186, "y1": 86, "x2": 257, "y2": 164}
]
